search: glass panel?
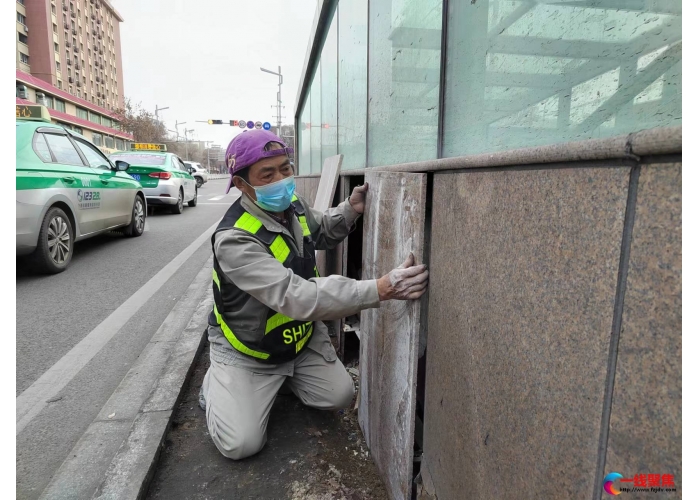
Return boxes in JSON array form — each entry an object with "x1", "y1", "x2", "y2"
[
  {"x1": 443, "y1": 0, "x2": 682, "y2": 157},
  {"x1": 310, "y1": 64, "x2": 322, "y2": 173},
  {"x1": 92, "y1": 133, "x2": 103, "y2": 147},
  {"x1": 298, "y1": 95, "x2": 311, "y2": 175},
  {"x1": 338, "y1": 0, "x2": 368, "y2": 170},
  {"x1": 368, "y1": 0, "x2": 442, "y2": 167},
  {"x1": 33, "y1": 133, "x2": 53, "y2": 162},
  {"x1": 321, "y1": 9, "x2": 338, "y2": 164},
  {"x1": 74, "y1": 138, "x2": 109, "y2": 169},
  {"x1": 54, "y1": 99, "x2": 66, "y2": 113},
  {"x1": 76, "y1": 107, "x2": 88, "y2": 120},
  {"x1": 44, "y1": 134, "x2": 83, "y2": 165},
  {"x1": 109, "y1": 153, "x2": 167, "y2": 166}
]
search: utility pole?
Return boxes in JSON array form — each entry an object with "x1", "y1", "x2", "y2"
[
  {"x1": 174, "y1": 120, "x2": 186, "y2": 143},
  {"x1": 184, "y1": 128, "x2": 195, "y2": 160},
  {"x1": 155, "y1": 105, "x2": 169, "y2": 122},
  {"x1": 261, "y1": 66, "x2": 283, "y2": 133}
]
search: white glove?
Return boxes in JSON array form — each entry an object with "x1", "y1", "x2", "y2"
[{"x1": 377, "y1": 253, "x2": 429, "y2": 301}]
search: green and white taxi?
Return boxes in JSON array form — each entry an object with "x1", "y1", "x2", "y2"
[
  {"x1": 16, "y1": 104, "x2": 146, "y2": 274},
  {"x1": 109, "y1": 144, "x2": 198, "y2": 214}
]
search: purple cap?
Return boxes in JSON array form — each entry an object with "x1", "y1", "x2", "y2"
[{"x1": 224, "y1": 130, "x2": 294, "y2": 193}]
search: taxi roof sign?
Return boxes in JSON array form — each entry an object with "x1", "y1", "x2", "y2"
[
  {"x1": 16, "y1": 104, "x2": 51, "y2": 123},
  {"x1": 130, "y1": 143, "x2": 167, "y2": 152}
]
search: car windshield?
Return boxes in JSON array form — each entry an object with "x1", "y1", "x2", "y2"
[{"x1": 109, "y1": 154, "x2": 167, "y2": 166}]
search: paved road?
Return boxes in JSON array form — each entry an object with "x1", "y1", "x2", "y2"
[{"x1": 16, "y1": 178, "x2": 236, "y2": 500}]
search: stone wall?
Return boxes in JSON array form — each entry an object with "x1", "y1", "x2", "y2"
[{"x1": 319, "y1": 131, "x2": 681, "y2": 499}]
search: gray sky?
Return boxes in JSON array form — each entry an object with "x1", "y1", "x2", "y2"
[{"x1": 115, "y1": 0, "x2": 317, "y2": 149}]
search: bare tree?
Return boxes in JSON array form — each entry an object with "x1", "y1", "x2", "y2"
[{"x1": 111, "y1": 98, "x2": 168, "y2": 143}]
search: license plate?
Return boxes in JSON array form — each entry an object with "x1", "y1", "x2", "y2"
[{"x1": 130, "y1": 174, "x2": 141, "y2": 181}]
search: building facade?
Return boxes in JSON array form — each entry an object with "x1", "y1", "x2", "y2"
[
  {"x1": 293, "y1": 2, "x2": 681, "y2": 498},
  {"x1": 16, "y1": 0, "x2": 130, "y2": 153},
  {"x1": 294, "y1": 0, "x2": 681, "y2": 173}
]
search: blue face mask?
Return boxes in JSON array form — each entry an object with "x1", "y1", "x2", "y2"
[{"x1": 245, "y1": 176, "x2": 296, "y2": 213}]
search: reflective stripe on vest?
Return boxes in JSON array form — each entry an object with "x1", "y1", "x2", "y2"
[
  {"x1": 266, "y1": 311, "x2": 297, "y2": 334},
  {"x1": 269, "y1": 234, "x2": 290, "y2": 263},
  {"x1": 298, "y1": 216, "x2": 311, "y2": 237},
  {"x1": 234, "y1": 211, "x2": 263, "y2": 234},
  {"x1": 296, "y1": 324, "x2": 313, "y2": 352},
  {"x1": 213, "y1": 304, "x2": 270, "y2": 360}
]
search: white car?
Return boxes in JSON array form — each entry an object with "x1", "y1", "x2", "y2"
[{"x1": 184, "y1": 161, "x2": 208, "y2": 188}]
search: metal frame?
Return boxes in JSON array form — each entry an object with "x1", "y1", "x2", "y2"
[
  {"x1": 436, "y1": 0, "x2": 449, "y2": 159},
  {"x1": 294, "y1": 0, "x2": 337, "y2": 162},
  {"x1": 364, "y1": 0, "x2": 370, "y2": 169}
]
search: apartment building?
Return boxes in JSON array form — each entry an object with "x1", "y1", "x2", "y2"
[{"x1": 16, "y1": 0, "x2": 131, "y2": 152}]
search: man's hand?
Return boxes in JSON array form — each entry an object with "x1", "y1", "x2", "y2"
[
  {"x1": 349, "y1": 182, "x2": 369, "y2": 214},
  {"x1": 376, "y1": 253, "x2": 429, "y2": 301}
]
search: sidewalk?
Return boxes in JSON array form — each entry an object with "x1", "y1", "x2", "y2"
[{"x1": 145, "y1": 343, "x2": 388, "y2": 500}]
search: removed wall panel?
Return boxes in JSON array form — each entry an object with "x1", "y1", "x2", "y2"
[
  {"x1": 603, "y1": 163, "x2": 682, "y2": 498},
  {"x1": 423, "y1": 166, "x2": 630, "y2": 499},
  {"x1": 359, "y1": 171, "x2": 427, "y2": 500},
  {"x1": 313, "y1": 155, "x2": 343, "y2": 277}
]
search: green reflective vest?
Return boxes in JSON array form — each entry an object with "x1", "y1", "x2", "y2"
[{"x1": 210, "y1": 195, "x2": 320, "y2": 363}]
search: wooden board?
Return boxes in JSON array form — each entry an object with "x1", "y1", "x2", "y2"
[
  {"x1": 313, "y1": 155, "x2": 343, "y2": 277},
  {"x1": 359, "y1": 171, "x2": 427, "y2": 500},
  {"x1": 313, "y1": 154, "x2": 343, "y2": 211}
]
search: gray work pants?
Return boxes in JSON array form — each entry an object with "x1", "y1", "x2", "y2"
[{"x1": 202, "y1": 330, "x2": 354, "y2": 460}]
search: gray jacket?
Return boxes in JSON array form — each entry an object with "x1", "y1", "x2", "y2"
[{"x1": 209, "y1": 192, "x2": 380, "y2": 373}]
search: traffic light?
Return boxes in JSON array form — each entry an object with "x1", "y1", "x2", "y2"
[
  {"x1": 208, "y1": 119, "x2": 223, "y2": 125},
  {"x1": 230, "y1": 120, "x2": 239, "y2": 126}
]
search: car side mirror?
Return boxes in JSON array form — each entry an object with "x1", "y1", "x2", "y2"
[
  {"x1": 187, "y1": 167, "x2": 194, "y2": 173},
  {"x1": 115, "y1": 160, "x2": 130, "y2": 171}
]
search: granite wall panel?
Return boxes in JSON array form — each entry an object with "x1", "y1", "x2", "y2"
[
  {"x1": 423, "y1": 166, "x2": 631, "y2": 499},
  {"x1": 360, "y1": 171, "x2": 427, "y2": 500},
  {"x1": 603, "y1": 163, "x2": 682, "y2": 498}
]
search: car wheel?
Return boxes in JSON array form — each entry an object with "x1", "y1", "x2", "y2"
[
  {"x1": 188, "y1": 187, "x2": 198, "y2": 207},
  {"x1": 195, "y1": 176, "x2": 203, "y2": 188},
  {"x1": 31, "y1": 206, "x2": 74, "y2": 274},
  {"x1": 123, "y1": 195, "x2": 146, "y2": 237},
  {"x1": 170, "y1": 189, "x2": 184, "y2": 214}
]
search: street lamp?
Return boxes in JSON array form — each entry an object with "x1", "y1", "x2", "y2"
[
  {"x1": 155, "y1": 105, "x2": 169, "y2": 122},
  {"x1": 184, "y1": 128, "x2": 195, "y2": 160},
  {"x1": 174, "y1": 121, "x2": 186, "y2": 143},
  {"x1": 260, "y1": 66, "x2": 283, "y2": 133}
]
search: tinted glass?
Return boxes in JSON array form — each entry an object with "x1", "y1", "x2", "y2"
[
  {"x1": 33, "y1": 133, "x2": 53, "y2": 162},
  {"x1": 367, "y1": 0, "x2": 442, "y2": 167},
  {"x1": 109, "y1": 153, "x2": 167, "y2": 166},
  {"x1": 44, "y1": 133, "x2": 84, "y2": 165},
  {"x1": 321, "y1": 8, "x2": 338, "y2": 163},
  {"x1": 338, "y1": 0, "x2": 368, "y2": 170},
  {"x1": 442, "y1": 0, "x2": 682, "y2": 157},
  {"x1": 298, "y1": 95, "x2": 311, "y2": 175},
  {"x1": 75, "y1": 139, "x2": 110, "y2": 169},
  {"x1": 310, "y1": 65, "x2": 322, "y2": 173}
]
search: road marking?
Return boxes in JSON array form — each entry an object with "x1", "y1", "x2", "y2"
[
  {"x1": 16, "y1": 219, "x2": 221, "y2": 435},
  {"x1": 209, "y1": 195, "x2": 226, "y2": 201}
]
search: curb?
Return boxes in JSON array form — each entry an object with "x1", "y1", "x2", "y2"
[{"x1": 92, "y1": 287, "x2": 213, "y2": 500}]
